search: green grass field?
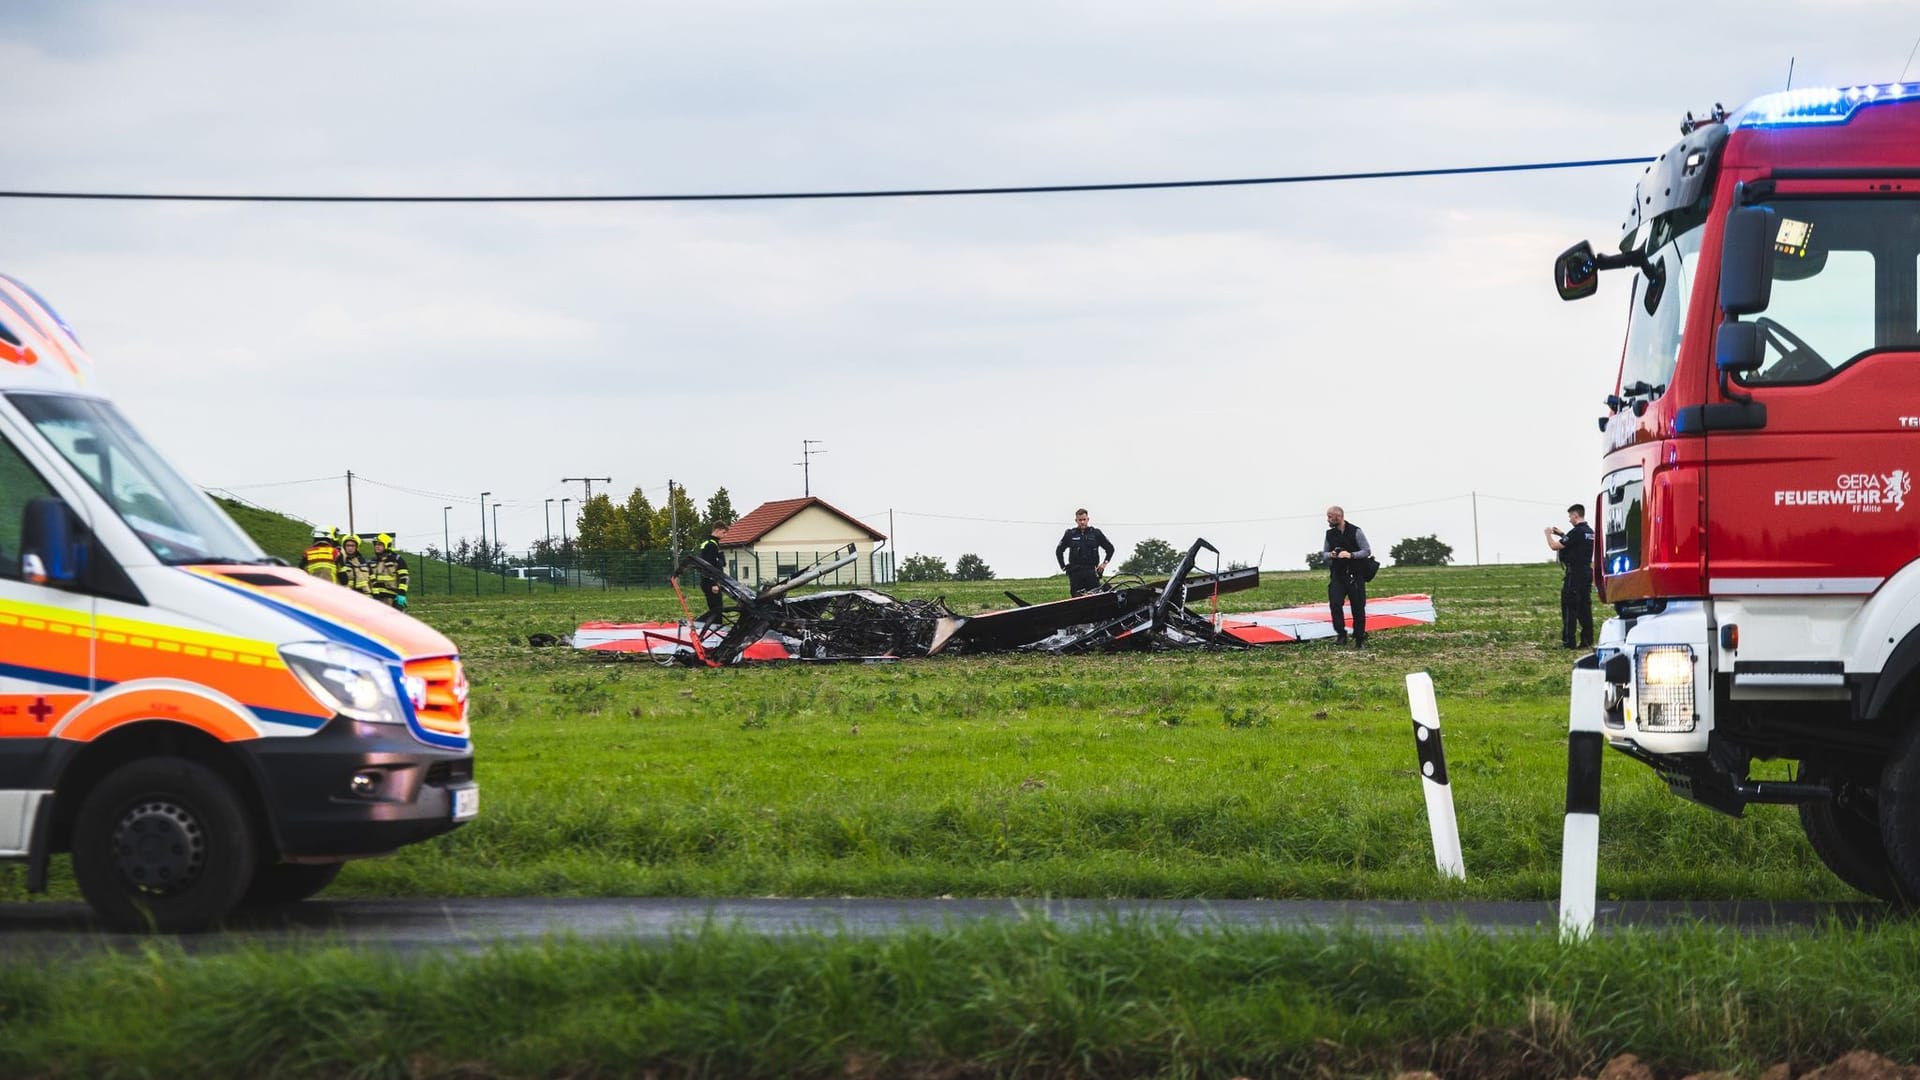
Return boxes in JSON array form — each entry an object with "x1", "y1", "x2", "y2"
[
  {"x1": 333, "y1": 562, "x2": 1835, "y2": 903},
  {"x1": 5, "y1": 560, "x2": 1897, "y2": 1078}
]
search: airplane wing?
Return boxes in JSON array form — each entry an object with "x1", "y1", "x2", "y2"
[{"x1": 1217, "y1": 594, "x2": 1436, "y2": 643}]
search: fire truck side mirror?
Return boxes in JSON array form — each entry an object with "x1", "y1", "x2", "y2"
[
  {"x1": 1715, "y1": 320, "x2": 1764, "y2": 374},
  {"x1": 1553, "y1": 241, "x2": 1601, "y2": 301},
  {"x1": 1719, "y1": 206, "x2": 1778, "y2": 315}
]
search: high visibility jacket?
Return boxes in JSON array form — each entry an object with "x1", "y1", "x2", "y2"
[
  {"x1": 338, "y1": 554, "x2": 373, "y2": 595},
  {"x1": 302, "y1": 541, "x2": 340, "y2": 584},
  {"x1": 371, "y1": 549, "x2": 410, "y2": 601}
]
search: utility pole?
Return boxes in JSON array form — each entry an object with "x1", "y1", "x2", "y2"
[
  {"x1": 544, "y1": 498, "x2": 555, "y2": 559},
  {"x1": 345, "y1": 470, "x2": 356, "y2": 537},
  {"x1": 561, "y1": 498, "x2": 572, "y2": 588},
  {"x1": 493, "y1": 502, "x2": 503, "y2": 593},
  {"x1": 478, "y1": 491, "x2": 490, "y2": 597},
  {"x1": 888, "y1": 508, "x2": 896, "y2": 584},
  {"x1": 562, "y1": 475, "x2": 611, "y2": 505},
  {"x1": 442, "y1": 506, "x2": 453, "y2": 595},
  {"x1": 1472, "y1": 490, "x2": 1481, "y2": 566},
  {"x1": 795, "y1": 439, "x2": 826, "y2": 497},
  {"x1": 668, "y1": 478, "x2": 678, "y2": 567}
]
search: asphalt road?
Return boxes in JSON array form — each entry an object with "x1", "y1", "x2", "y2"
[{"x1": 0, "y1": 897, "x2": 1890, "y2": 956}]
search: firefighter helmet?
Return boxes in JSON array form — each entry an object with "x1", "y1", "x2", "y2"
[{"x1": 376, "y1": 533, "x2": 394, "y2": 546}]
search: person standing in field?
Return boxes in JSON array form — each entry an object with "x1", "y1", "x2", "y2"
[
  {"x1": 1056, "y1": 508, "x2": 1114, "y2": 596},
  {"x1": 1322, "y1": 505, "x2": 1372, "y2": 647},
  {"x1": 301, "y1": 527, "x2": 341, "y2": 583},
  {"x1": 1546, "y1": 503, "x2": 1595, "y2": 649},
  {"x1": 696, "y1": 532, "x2": 726, "y2": 624},
  {"x1": 337, "y1": 534, "x2": 373, "y2": 596},
  {"x1": 369, "y1": 533, "x2": 410, "y2": 609}
]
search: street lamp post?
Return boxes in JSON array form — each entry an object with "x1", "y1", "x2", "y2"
[
  {"x1": 561, "y1": 497, "x2": 572, "y2": 588},
  {"x1": 442, "y1": 506, "x2": 453, "y2": 595},
  {"x1": 478, "y1": 492, "x2": 491, "y2": 597},
  {"x1": 492, "y1": 502, "x2": 503, "y2": 593},
  {"x1": 544, "y1": 498, "x2": 555, "y2": 555}
]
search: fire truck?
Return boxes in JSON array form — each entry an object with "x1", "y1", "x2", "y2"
[
  {"x1": 0, "y1": 273, "x2": 476, "y2": 931},
  {"x1": 1556, "y1": 83, "x2": 1920, "y2": 900}
]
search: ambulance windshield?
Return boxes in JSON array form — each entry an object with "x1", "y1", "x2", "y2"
[{"x1": 7, "y1": 392, "x2": 266, "y2": 566}]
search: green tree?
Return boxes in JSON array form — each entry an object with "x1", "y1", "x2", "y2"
[
  {"x1": 704, "y1": 487, "x2": 739, "y2": 534},
  {"x1": 620, "y1": 487, "x2": 657, "y2": 552},
  {"x1": 574, "y1": 494, "x2": 625, "y2": 583},
  {"x1": 1305, "y1": 551, "x2": 1328, "y2": 571},
  {"x1": 1390, "y1": 534, "x2": 1454, "y2": 567},
  {"x1": 1118, "y1": 538, "x2": 1179, "y2": 576},
  {"x1": 898, "y1": 554, "x2": 951, "y2": 582},
  {"x1": 652, "y1": 484, "x2": 703, "y2": 556},
  {"x1": 954, "y1": 553, "x2": 994, "y2": 581}
]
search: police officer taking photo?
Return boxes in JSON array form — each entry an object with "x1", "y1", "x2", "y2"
[{"x1": 1546, "y1": 503, "x2": 1595, "y2": 650}]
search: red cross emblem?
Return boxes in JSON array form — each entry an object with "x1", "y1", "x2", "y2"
[{"x1": 27, "y1": 697, "x2": 54, "y2": 724}]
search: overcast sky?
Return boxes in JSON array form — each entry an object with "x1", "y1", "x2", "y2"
[{"x1": 5, "y1": 1, "x2": 1918, "y2": 578}]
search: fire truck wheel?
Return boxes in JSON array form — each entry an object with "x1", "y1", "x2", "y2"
[
  {"x1": 71, "y1": 757, "x2": 257, "y2": 933},
  {"x1": 1800, "y1": 795, "x2": 1906, "y2": 903},
  {"x1": 1879, "y1": 730, "x2": 1920, "y2": 903},
  {"x1": 241, "y1": 861, "x2": 344, "y2": 906}
]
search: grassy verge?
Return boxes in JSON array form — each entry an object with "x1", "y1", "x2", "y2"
[
  {"x1": 0, "y1": 562, "x2": 1846, "y2": 903},
  {"x1": 4, "y1": 918, "x2": 1917, "y2": 1079}
]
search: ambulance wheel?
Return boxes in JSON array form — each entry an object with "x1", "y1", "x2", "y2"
[
  {"x1": 1800, "y1": 793, "x2": 1905, "y2": 903},
  {"x1": 241, "y1": 861, "x2": 344, "y2": 906},
  {"x1": 71, "y1": 757, "x2": 256, "y2": 933}
]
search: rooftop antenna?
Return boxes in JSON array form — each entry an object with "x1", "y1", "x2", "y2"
[
  {"x1": 1902, "y1": 34, "x2": 1920, "y2": 84},
  {"x1": 1785, "y1": 56, "x2": 1795, "y2": 90}
]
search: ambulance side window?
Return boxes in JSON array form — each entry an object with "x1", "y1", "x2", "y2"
[{"x1": 0, "y1": 431, "x2": 60, "y2": 581}]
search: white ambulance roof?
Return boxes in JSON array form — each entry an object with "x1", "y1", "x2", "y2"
[{"x1": 0, "y1": 273, "x2": 97, "y2": 393}]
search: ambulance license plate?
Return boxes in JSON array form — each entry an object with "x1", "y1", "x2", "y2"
[{"x1": 451, "y1": 783, "x2": 480, "y2": 821}]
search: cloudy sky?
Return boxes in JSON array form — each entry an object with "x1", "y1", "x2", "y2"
[{"x1": 4, "y1": 1, "x2": 1918, "y2": 578}]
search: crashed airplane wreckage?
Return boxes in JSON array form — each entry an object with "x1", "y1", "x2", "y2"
[{"x1": 572, "y1": 539, "x2": 1436, "y2": 666}]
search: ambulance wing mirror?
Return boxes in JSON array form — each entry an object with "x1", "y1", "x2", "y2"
[
  {"x1": 20, "y1": 497, "x2": 82, "y2": 587},
  {"x1": 1719, "y1": 206, "x2": 1778, "y2": 316}
]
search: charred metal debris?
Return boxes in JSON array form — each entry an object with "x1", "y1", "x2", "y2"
[{"x1": 658, "y1": 538, "x2": 1257, "y2": 666}]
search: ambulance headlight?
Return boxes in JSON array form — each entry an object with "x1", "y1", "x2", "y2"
[
  {"x1": 1636, "y1": 645, "x2": 1697, "y2": 733},
  {"x1": 281, "y1": 642, "x2": 405, "y2": 725}
]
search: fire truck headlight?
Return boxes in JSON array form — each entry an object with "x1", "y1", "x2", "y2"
[{"x1": 1636, "y1": 645, "x2": 1697, "y2": 733}]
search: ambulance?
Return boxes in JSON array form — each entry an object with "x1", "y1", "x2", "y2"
[
  {"x1": 0, "y1": 272, "x2": 476, "y2": 932},
  {"x1": 1555, "y1": 83, "x2": 1920, "y2": 901}
]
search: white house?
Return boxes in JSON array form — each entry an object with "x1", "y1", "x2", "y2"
[{"x1": 716, "y1": 497, "x2": 888, "y2": 588}]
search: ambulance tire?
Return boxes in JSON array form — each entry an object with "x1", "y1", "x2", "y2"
[
  {"x1": 1800, "y1": 796, "x2": 1906, "y2": 904},
  {"x1": 71, "y1": 757, "x2": 256, "y2": 933},
  {"x1": 241, "y1": 861, "x2": 344, "y2": 907}
]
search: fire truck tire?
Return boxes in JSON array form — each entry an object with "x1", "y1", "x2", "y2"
[
  {"x1": 241, "y1": 861, "x2": 344, "y2": 906},
  {"x1": 1799, "y1": 797, "x2": 1906, "y2": 903},
  {"x1": 1878, "y1": 729, "x2": 1920, "y2": 903},
  {"x1": 70, "y1": 757, "x2": 257, "y2": 933}
]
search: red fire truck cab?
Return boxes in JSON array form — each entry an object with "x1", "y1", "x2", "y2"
[{"x1": 1557, "y1": 83, "x2": 1920, "y2": 901}]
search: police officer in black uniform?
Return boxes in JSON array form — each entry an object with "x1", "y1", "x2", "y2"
[
  {"x1": 1055, "y1": 508, "x2": 1115, "y2": 596},
  {"x1": 696, "y1": 533, "x2": 726, "y2": 624},
  {"x1": 1322, "y1": 505, "x2": 1373, "y2": 647},
  {"x1": 1546, "y1": 503, "x2": 1595, "y2": 649}
]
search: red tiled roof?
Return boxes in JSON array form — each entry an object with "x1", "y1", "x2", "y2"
[{"x1": 716, "y1": 497, "x2": 886, "y2": 546}]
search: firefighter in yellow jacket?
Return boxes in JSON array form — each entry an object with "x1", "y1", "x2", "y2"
[
  {"x1": 301, "y1": 527, "x2": 342, "y2": 583},
  {"x1": 370, "y1": 533, "x2": 410, "y2": 609},
  {"x1": 337, "y1": 534, "x2": 373, "y2": 596}
]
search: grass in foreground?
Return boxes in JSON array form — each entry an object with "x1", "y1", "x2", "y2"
[{"x1": 2, "y1": 918, "x2": 1916, "y2": 1079}]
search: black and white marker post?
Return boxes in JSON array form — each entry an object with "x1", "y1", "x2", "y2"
[
  {"x1": 1559, "y1": 657, "x2": 1606, "y2": 940},
  {"x1": 1405, "y1": 673, "x2": 1464, "y2": 880}
]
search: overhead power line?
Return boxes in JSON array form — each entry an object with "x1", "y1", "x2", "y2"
[{"x1": 0, "y1": 157, "x2": 1653, "y2": 205}]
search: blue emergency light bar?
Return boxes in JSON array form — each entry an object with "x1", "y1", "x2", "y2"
[{"x1": 1729, "y1": 83, "x2": 1920, "y2": 129}]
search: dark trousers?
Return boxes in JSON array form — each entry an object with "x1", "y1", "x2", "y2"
[
  {"x1": 1066, "y1": 565, "x2": 1101, "y2": 596},
  {"x1": 1561, "y1": 572, "x2": 1593, "y2": 647},
  {"x1": 1328, "y1": 575, "x2": 1367, "y2": 639},
  {"x1": 702, "y1": 583, "x2": 725, "y2": 623}
]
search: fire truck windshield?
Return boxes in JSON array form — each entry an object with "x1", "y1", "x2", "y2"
[
  {"x1": 1735, "y1": 196, "x2": 1920, "y2": 386},
  {"x1": 1619, "y1": 220, "x2": 1703, "y2": 400}
]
